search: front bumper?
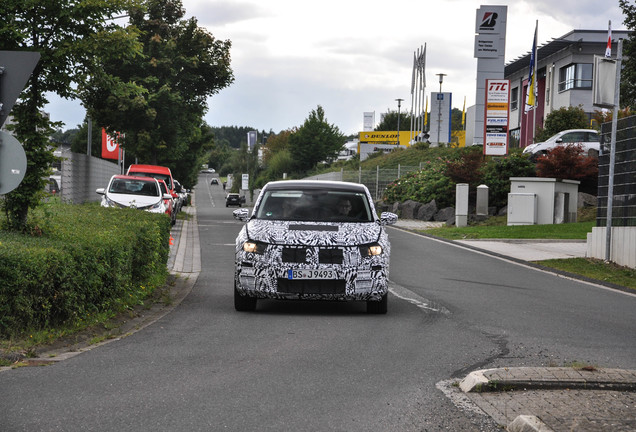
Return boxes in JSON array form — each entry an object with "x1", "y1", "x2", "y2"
[{"x1": 235, "y1": 245, "x2": 389, "y2": 301}]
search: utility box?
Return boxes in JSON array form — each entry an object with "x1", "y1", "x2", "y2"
[
  {"x1": 507, "y1": 193, "x2": 537, "y2": 225},
  {"x1": 508, "y1": 177, "x2": 580, "y2": 225}
]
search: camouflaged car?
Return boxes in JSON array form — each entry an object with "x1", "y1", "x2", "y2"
[{"x1": 232, "y1": 180, "x2": 398, "y2": 314}]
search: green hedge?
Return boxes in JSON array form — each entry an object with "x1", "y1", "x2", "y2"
[{"x1": 0, "y1": 202, "x2": 171, "y2": 337}]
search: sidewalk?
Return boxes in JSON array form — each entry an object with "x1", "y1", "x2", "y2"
[
  {"x1": 394, "y1": 219, "x2": 636, "y2": 431},
  {"x1": 457, "y1": 367, "x2": 636, "y2": 431}
]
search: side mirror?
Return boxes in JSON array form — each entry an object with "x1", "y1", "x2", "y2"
[
  {"x1": 379, "y1": 211, "x2": 398, "y2": 226},
  {"x1": 96, "y1": 188, "x2": 105, "y2": 195},
  {"x1": 555, "y1": 138, "x2": 563, "y2": 143},
  {"x1": 163, "y1": 193, "x2": 173, "y2": 200},
  {"x1": 233, "y1": 208, "x2": 249, "y2": 222}
]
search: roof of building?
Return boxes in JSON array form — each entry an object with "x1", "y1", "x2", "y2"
[{"x1": 505, "y1": 29, "x2": 632, "y2": 76}]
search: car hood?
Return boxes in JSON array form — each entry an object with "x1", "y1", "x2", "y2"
[
  {"x1": 522, "y1": 143, "x2": 538, "y2": 153},
  {"x1": 106, "y1": 193, "x2": 162, "y2": 207},
  {"x1": 245, "y1": 220, "x2": 382, "y2": 246}
]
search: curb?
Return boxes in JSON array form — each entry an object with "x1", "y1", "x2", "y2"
[
  {"x1": 459, "y1": 367, "x2": 636, "y2": 393},
  {"x1": 508, "y1": 415, "x2": 555, "y2": 432}
]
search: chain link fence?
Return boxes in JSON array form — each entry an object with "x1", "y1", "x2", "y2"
[{"x1": 306, "y1": 164, "x2": 426, "y2": 201}]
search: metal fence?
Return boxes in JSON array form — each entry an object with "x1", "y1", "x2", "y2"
[
  {"x1": 306, "y1": 164, "x2": 425, "y2": 201},
  {"x1": 598, "y1": 115, "x2": 636, "y2": 227},
  {"x1": 59, "y1": 148, "x2": 120, "y2": 204}
]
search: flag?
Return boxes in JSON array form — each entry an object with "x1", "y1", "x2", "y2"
[
  {"x1": 424, "y1": 95, "x2": 428, "y2": 129},
  {"x1": 419, "y1": 44, "x2": 426, "y2": 89},
  {"x1": 411, "y1": 52, "x2": 416, "y2": 95},
  {"x1": 524, "y1": 21, "x2": 538, "y2": 113},
  {"x1": 462, "y1": 96, "x2": 466, "y2": 129},
  {"x1": 605, "y1": 20, "x2": 612, "y2": 58}
]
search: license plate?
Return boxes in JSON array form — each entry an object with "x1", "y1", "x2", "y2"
[{"x1": 287, "y1": 269, "x2": 337, "y2": 280}]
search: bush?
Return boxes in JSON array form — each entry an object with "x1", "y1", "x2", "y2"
[
  {"x1": 0, "y1": 201, "x2": 171, "y2": 337},
  {"x1": 383, "y1": 158, "x2": 455, "y2": 207},
  {"x1": 535, "y1": 144, "x2": 599, "y2": 194},
  {"x1": 481, "y1": 152, "x2": 536, "y2": 208}
]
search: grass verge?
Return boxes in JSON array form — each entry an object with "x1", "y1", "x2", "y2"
[
  {"x1": 424, "y1": 218, "x2": 595, "y2": 240},
  {"x1": 535, "y1": 258, "x2": 636, "y2": 290}
]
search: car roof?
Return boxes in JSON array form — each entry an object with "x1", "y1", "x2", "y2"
[
  {"x1": 127, "y1": 164, "x2": 172, "y2": 174},
  {"x1": 262, "y1": 180, "x2": 368, "y2": 194},
  {"x1": 112, "y1": 174, "x2": 158, "y2": 182}
]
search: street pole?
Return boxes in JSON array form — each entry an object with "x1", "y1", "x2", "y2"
[
  {"x1": 605, "y1": 39, "x2": 623, "y2": 262},
  {"x1": 396, "y1": 98, "x2": 404, "y2": 146},
  {"x1": 436, "y1": 73, "x2": 446, "y2": 145}
]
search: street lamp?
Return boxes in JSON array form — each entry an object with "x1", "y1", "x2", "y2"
[
  {"x1": 396, "y1": 98, "x2": 404, "y2": 145},
  {"x1": 436, "y1": 74, "x2": 447, "y2": 145}
]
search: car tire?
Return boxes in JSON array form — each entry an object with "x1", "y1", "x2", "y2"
[
  {"x1": 234, "y1": 283, "x2": 257, "y2": 311},
  {"x1": 366, "y1": 293, "x2": 387, "y2": 314}
]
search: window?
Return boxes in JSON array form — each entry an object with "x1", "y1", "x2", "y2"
[
  {"x1": 511, "y1": 87, "x2": 519, "y2": 111},
  {"x1": 558, "y1": 63, "x2": 593, "y2": 91}
]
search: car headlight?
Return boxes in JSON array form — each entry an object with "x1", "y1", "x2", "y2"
[
  {"x1": 149, "y1": 200, "x2": 164, "y2": 211},
  {"x1": 104, "y1": 195, "x2": 123, "y2": 208},
  {"x1": 360, "y1": 243, "x2": 383, "y2": 256},
  {"x1": 242, "y1": 241, "x2": 267, "y2": 255}
]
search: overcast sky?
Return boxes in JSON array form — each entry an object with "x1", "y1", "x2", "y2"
[{"x1": 46, "y1": 0, "x2": 625, "y2": 135}]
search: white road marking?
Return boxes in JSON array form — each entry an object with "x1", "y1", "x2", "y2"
[{"x1": 389, "y1": 282, "x2": 450, "y2": 314}]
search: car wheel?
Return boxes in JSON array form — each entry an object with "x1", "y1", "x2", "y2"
[
  {"x1": 366, "y1": 293, "x2": 387, "y2": 314},
  {"x1": 234, "y1": 283, "x2": 257, "y2": 311}
]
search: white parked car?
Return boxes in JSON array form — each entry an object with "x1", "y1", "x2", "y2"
[
  {"x1": 232, "y1": 180, "x2": 398, "y2": 314},
  {"x1": 523, "y1": 129, "x2": 600, "y2": 157},
  {"x1": 96, "y1": 175, "x2": 171, "y2": 215}
]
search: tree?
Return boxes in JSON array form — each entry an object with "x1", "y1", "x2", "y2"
[
  {"x1": 262, "y1": 129, "x2": 294, "y2": 165},
  {"x1": 0, "y1": 0, "x2": 141, "y2": 231},
  {"x1": 534, "y1": 106, "x2": 590, "y2": 142},
  {"x1": 288, "y1": 106, "x2": 345, "y2": 174},
  {"x1": 619, "y1": 0, "x2": 636, "y2": 109},
  {"x1": 374, "y1": 109, "x2": 412, "y2": 131},
  {"x1": 80, "y1": 0, "x2": 234, "y2": 170}
]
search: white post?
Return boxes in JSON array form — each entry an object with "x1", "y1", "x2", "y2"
[
  {"x1": 456, "y1": 183, "x2": 469, "y2": 227},
  {"x1": 476, "y1": 184, "x2": 489, "y2": 215}
]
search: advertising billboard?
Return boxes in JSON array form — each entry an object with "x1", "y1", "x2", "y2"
[{"x1": 483, "y1": 79, "x2": 510, "y2": 156}]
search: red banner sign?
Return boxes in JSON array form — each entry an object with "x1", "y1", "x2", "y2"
[{"x1": 101, "y1": 128, "x2": 120, "y2": 160}]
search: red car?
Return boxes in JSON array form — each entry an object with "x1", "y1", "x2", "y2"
[{"x1": 157, "y1": 179, "x2": 176, "y2": 225}]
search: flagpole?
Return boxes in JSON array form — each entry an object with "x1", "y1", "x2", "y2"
[
  {"x1": 410, "y1": 51, "x2": 416, "y2": 143},
  {"x1": 532, "y1": 20, "x2": 538, "y2": 144}
]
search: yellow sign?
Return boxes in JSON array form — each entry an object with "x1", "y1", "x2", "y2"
[{"x1": 358, "y1": 131, "x2": 419, "y2": 147}]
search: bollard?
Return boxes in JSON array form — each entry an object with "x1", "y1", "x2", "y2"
[
  {"x1": 476, "y1": 184, "x2": 489, "y2": 216},
  {"x1": 456, "y1": 183, "x2": 469, "y2": 227}
]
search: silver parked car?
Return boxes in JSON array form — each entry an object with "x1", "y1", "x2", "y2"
[
  {"x1": 522, "y1": 129, "x2": 600, "y2": 157},
  {"x1": 232, "y1": 180, "x2": 398, "y2": 313}
]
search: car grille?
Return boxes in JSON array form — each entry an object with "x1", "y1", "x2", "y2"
[
  {"x1": 277, "y1": 279, "x2": 346, "y2": 295},
  {"x1": 281, "y1": 247, "x2": 344, "y2": 265},
  {"x1": 282, "y1": 247, "x2": 307, "y2": 263},
  {"x1": 318, "y1": 248, "x2": 343, "y2": 264}
]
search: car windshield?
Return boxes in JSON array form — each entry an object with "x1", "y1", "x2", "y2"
[
  {"x1": 255, "y1": 189, "x2": 373, "y2": 222},
  {"x1": 128, "y1": 172, "x2": 172, "y2": 190},
  {"x1": 109, "y1": 179, "x2": 159, "y2": 196}
]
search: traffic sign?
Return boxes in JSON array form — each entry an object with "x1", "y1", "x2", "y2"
[
  {"x1": 0, "y1": 130, "x2": 27, "y2": 194},
  {"x1": 0, "y1": 50, "x2": 41, "y2": 127}
]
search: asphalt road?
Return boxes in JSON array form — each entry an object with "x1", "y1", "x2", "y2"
[{"x1": 0, "y1": 176, "x2": 634, "y2": 432}]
